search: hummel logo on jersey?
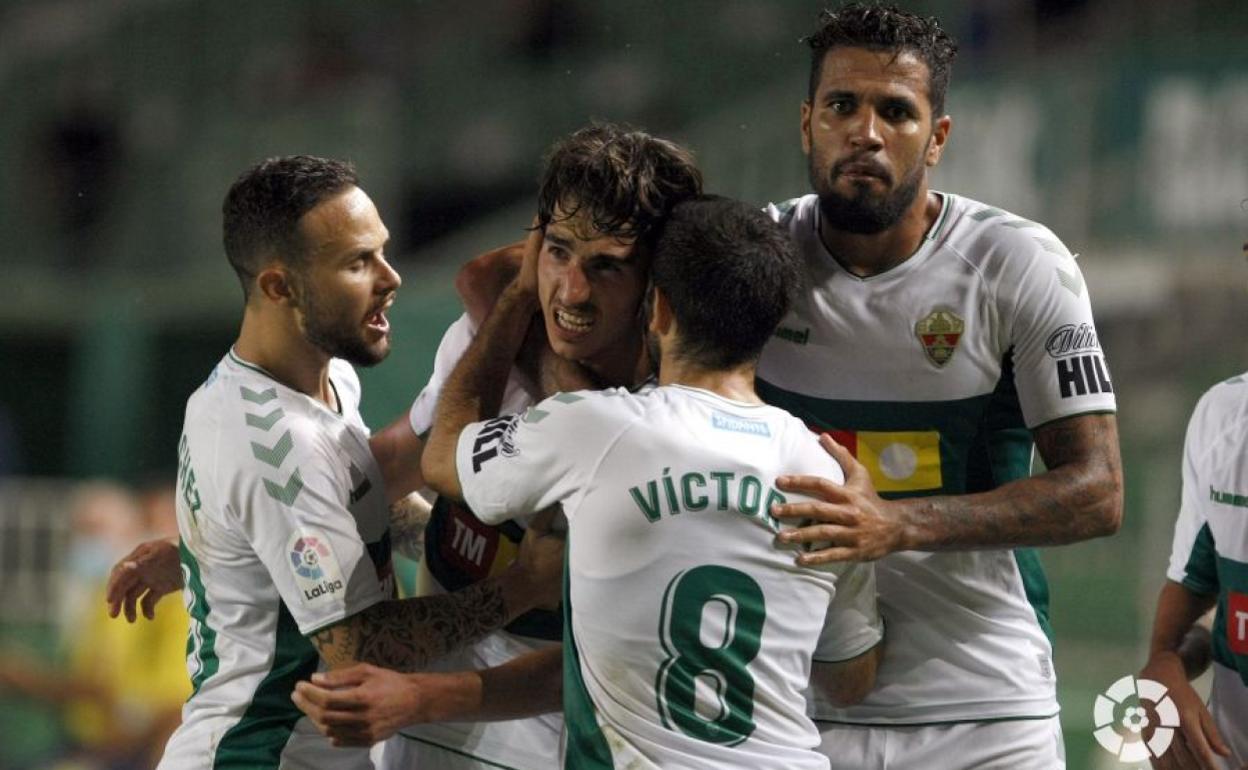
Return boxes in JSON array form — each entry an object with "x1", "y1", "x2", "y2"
[
  {"x1": 1056, "y1": 354, "x2": 1113, "y2": 398},
  {"x1": 471, "y1": 416, "x2": 519, "y2": 472},
  {"x1": 348, "y1": 463, "x2": 372, "y2": 504},
  {"x1": 1210, "y1": 486, "x2": 1248, "y2": 508},
  {"x1": 774, "y1": 326, "x2": 810, "y2": 345}
]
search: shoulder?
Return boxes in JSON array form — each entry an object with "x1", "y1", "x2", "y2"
[
  {"x1": 938, "y1": 193, "x2": 1077, "y2": 279},
  {"x1": 764, "y1": 194, "x2": 818, "y2": 230},
  {"x1": 526, "y1": 387, "x2": 648, "y2": 430},
  {"x1": 1190, "y1": 374, "x2": 1248, "y2": 437}
]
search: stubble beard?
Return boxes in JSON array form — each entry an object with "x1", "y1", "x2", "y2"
[
  {"x1": 299, "y1": 284, "x2": 388, "y2": 368},
  {"x1": 811, "y1": 156, "x2": 924, "y2": 235}
]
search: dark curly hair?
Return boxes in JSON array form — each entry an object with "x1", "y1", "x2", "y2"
[
  {"x1": 536, "y1": 122, "x2": 703, "y2": 247},
  {"x1": 805, "y1": 3, "x2": 958, "y2": 117},
  {"x1": 222, "y1": 155, "x2": 359, "y2": 298}
]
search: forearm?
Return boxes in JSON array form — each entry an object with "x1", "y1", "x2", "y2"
[
  {"x1": 894, "y1": 464, "x2": 1120, "y2": 550},
  {"x1": 896, "y1": 413, "x2": 1122, "y2": 551},
  {"x1": 418, "y1": 646, "x2": 562, "y2": 723},
  {"x1": 1144, "y1": 581, "x2": 1217, "y2": 681},
  {"x1": 312, "y1": 565, "x2": 539, "y2": 672},
  {"x1": 423, "y1": 283, "x2": 539, "y2": 498},
  {"x1": 370, "y1": 416, "x2": 425, "y2": 504}
]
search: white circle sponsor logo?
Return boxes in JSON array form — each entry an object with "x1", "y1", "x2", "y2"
[
  {"x1": 877, "y1": 443, "x2": 918, "y2": 481},
  {"x1": 1092, "y1": 675, "x2": 1179, "y2": 762}
]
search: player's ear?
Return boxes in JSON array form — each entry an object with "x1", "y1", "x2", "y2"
[
  {"x1": 800, "y1": 100, "x2": 813, "y2": 157},
  {"x1": 926, "y1": 115, "x2": 952, "y2": 167},
  {"x1": 256, "y1": 264, "x2": 297, "y2": 305}
]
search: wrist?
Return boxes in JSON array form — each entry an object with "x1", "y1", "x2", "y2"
[
  {"x1": 1141, "y1": 650, "x2": 1187, "y2": 682},
  {"x1": 500, "y1": 280, "x2": 539, "y2": 314},
  {"x1": 416, "y1": 670, "x2": 483, "y2": 722}
]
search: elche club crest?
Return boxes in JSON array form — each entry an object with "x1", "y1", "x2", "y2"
[{"x1": 914, "y1": 309, "x2": 964, "y2": 367}]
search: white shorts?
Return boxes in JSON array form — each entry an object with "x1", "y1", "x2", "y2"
[{"x1": 817, "y1": 716, "x2": 1065, "y2": 770}]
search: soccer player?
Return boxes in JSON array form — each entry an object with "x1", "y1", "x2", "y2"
[
  {"x1": 298, "y1": 196, "x2": 885, "y2": 770},
  {"x1": 760, "y1": 5, "x2": 1124, "y2": 767},
  {"x1": 155, "y1": 156, "x2": 563, "y2": 770},
  {"x1": 1137, "y1": 239, "x2": 1248, "y2": 770},
  {"x1": 385, "y1": 122, "x2": 705, "y2": 770}
]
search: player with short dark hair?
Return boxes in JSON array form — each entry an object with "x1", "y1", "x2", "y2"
[
  {"x1": 155, "y1": 156, "x2": 563, "y2": 770},
  {"x1": 761, "y1": 3, "x2": 1124, "y2": 767}
]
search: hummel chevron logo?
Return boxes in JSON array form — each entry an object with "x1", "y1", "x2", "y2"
[
  {"x1": 552, "y1": 392, "x2": 584, "y2": 404},
  {"x1": 1056, "y1": 266, "x2": 1084, "y2": 297},
  {"x1": 264, "y1": 469, "x2": 304, "y2": 506},
  {"x1": 245, "y1": 407, "x2": 285, "y2": 431},
  {"x1": 240, "y1": 386, "x2": 277, "y2": 404},
  {"x1": 251, "y1": 430, "x2": 293, "y2": 468}
]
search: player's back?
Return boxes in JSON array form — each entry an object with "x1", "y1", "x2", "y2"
[{"x1": 560, "y1": 385, "x2": 882, "y2": 770}]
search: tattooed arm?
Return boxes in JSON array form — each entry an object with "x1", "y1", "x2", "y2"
[
  {"x1": 774, "y1": 413, "x2": 1123, "y2": 562},
  {"x1": 310, "y1": 513, "x2": 563, "y2": 672},
  {"x1": 388, "y1": 492, "x2": 432, "y2": 561}
]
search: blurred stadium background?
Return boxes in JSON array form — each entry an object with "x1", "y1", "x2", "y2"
[{"x1": 0, "y1": 1, "x2": 1245, "y2": 767}]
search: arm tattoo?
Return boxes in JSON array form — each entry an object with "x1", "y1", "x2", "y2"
[
  {"x1": 311, "y1": 578, "x2": 510, "y2": 672},
  {"x1": 389, "y1": 493, "x2": 432, "y2": 560},
  {"x1": 904, "y1": 412, "x2": 1123, "y2": 550}
]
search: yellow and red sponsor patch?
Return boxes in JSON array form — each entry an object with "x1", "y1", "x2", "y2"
[{"x1": 818, "y1": 428, "x2": 943, "y2": 493}]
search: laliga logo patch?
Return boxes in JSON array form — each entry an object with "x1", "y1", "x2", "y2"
[
  {"x1": 287, "y1": 532, "x2": 345, "y2": 603},
  {"x1": 1092, "y1": 675, "x2": 1179, "y2": 763}
]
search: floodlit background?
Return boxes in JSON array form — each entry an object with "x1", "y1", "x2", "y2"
[{"x1": 0, "y1": 1, "x2": 1246, "y2": 767}]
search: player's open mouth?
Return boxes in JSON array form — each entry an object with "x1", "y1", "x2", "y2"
[
  {"x1": 365, "y1": 300, "x2": 393, "y2": 334},
  {"x1": 554, "y1": 307, "x2": 593, "y2": 336}
]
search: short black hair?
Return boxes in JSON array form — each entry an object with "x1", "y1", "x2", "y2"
[
  {"x1": 536, "y1": 122, "x2": 703, "y2": 248},
  {"x1": 651, "y1": 196, "x2": 802, "y2": 370},
  {"x1": 805, "y1": 3, "x2": 958, "y2": 117},
  {"x1": 222, "y1": 155, "x2": 359, "y2": 298}
]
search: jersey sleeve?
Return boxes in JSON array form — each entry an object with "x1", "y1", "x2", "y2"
[
  {"x1": 1166, "y1": 391, "x2": 1220, "y2": 595},
  {"x1": 1001, "y1": 229, "x2": 1117, "y2": 428},
  {"x1": 456, "y1": 390, "x2": 635, "y2": 525},
  {"x1": 409, "y1": 314, "x2": 476, "y2": 437},
  {"x1": 813, "y1": 561, "x2": 884, "y2": 662},
  {"x1": 224, "y1": 422, "x2": 386, "y2": 635}
]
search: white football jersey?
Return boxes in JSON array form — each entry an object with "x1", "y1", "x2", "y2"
[
  {"x1": 398, "y1": 313, "x2": 563, "y2": 769},
  {"x1": 458, "y1": 385, "x2": 883, "y2": 770},
  {"x1": 759, "y1": 193, "x2": 1117, "y2": 724},
  {"x1": 160, "y1": 351, "x2": 393, "y2": 770},
  {"x1": 1167, "y1": 374, "x2": 1248, "y2": 763}
]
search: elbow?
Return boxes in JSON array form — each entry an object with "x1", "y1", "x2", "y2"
[
  {"x1": 1088, "y1": 471, "x2": 1125, "y2": 538},
  {"x1": 420, "y1": 449, "x2": 453, "y2": 499},
  {"x1": 825, "y1": 678, "x2": 874, "y2": 708}
]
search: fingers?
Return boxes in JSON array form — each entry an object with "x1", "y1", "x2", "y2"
[
  {"x1": 528, "y1": 506, "x2": 560, "y2": 534},
  {"x1": 310, "y1": 665, "x2": 371, "y2": 689},
  {"x1": 771, "y1": 500, "x2": 857, "y2": 526},
  {"x1": 140, "y1": 590, "x2": 160, "y2": 621},
  {"x1": 1201, "y1": 708, "x2": 1232, "y2": 758},
  {"x1": 775, "y1": 473, "x2": 851, "y2": 503},
  {"x1": 293, "y1": 681, "x2": 368, "y2": 713},
  {"x1": 818, "y1": 433, "x2": 873, "y2": 487},
  {"x1": 794, "y1": 546, "x2": 865, "y2": 566}
]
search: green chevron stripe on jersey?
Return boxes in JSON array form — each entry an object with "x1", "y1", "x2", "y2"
[
  {"x1": 263, "y1": 469, "x2": 304, "y2": 506},
  {"x1": 245, "y1": 407, "x2": 285, "y2": 431},
  {"x1": 240, "y1": 385, "x2": 278, "y2": 404},
  {"x1": 213, "y1": 601, "x2": 319, "y2": 769},
  {"x1": 251, "y1": 430, "x2": 293, "y2": 468},
  {"x1": 180, "y1": 540, "x2": 219, "y2": 696},
  {"x1": 1183, "y1": 523, "x2": 1220, "y2": 596},
  {"x1": 562, "y1": 552, "x2": 614, "y2": 769}
]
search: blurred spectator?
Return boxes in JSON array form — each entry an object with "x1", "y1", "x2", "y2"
[{"x1": 0, "y1": 481, "x2": 188, "y2": 770}]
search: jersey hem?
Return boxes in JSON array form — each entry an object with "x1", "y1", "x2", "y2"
[
  {"x1": 1028, "y1": 408, "x2": 1116, "y2": 432},
  {"x1": 811, "y1": 710, "x2": 1060, "y2": 728},
  {"x1": 395, "y1": 733, "x2": 524, "y2": 770},
  {"x1": 812, "y1": 634, "x2": 884, "y2": 664}
]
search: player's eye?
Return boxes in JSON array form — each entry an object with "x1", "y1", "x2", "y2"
[
  {"x1": 546, "y1": 243, "x2": 570, "y2": 262},
  {"x1": 829, "y1": 98, "x2": 854, "y2": 115},
  {"x1": 881, "y1": 101, "x2": 916, "y2": 122}
]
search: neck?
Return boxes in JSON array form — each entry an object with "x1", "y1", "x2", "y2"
[
  {"x1": 658, "y1": 353, "x2": 761, "y2": 404},
  {"x1": 233, "y1": 305, "x2": 336, "y2": 407},
  {"x1": 583, "y1": 333, "x2": 651, "y2": 389},
  {"x1": 820, "y1": 188, "x2": 942, "y2": 278}
]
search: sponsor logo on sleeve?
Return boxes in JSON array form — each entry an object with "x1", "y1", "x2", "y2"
[
  {"x1": 288, "y1": 531, "x2": 345, "y2": 603},
  {"x1": 1047, "y1": 323, "x2": 1112, "y2": 398},
  {"x1": 471, "y1": 415, "x2": 520, "y2": 472}
]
